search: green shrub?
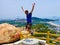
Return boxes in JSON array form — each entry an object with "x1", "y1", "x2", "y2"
[{"x1": 33, "y1": 34, "x2": 47, "y2": 37}]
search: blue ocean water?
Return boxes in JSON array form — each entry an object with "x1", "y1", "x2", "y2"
[{"x1": 53, "y1": 20, "x2": 60, "y2": 25}]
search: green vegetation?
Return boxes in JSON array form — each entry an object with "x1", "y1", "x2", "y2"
[
  {"x1": 32, "y1": 23, "x2": 56, "y2": 34},
  {"x1": 33, "y1": 34, "x2": 47, "y2": 37},
  {"x1": 31, "y1": 23, "x2": 60, "y2": 45}
]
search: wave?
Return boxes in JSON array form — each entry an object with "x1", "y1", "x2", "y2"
[{"x1": 47, "y1": 21, "x2": 60, "y2": 27}]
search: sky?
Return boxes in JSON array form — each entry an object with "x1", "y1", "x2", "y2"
[{"x1": 0, "y1": 0, "x2": 60, "y2": 20}]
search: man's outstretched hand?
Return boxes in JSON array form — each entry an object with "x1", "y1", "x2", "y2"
[
  {"x1": 21, "y1": 6, "x2": 25, "y2": 13},
  {"x1": 32, "y1": 3, "x2": 35, "y2": 6},
  {"x1": 30, "y1": 3, "x2": 35, "y2": 13}
]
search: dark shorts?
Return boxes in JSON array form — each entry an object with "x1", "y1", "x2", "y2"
[
  {"x1": 27, "y1": 22, "x2": 32, "y2": 26},
  {"x1": 26, "y1": 22, "x2": 32, "y2": 29}
]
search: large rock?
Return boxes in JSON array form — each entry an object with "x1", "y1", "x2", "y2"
[{"x1": 0, "y1": 23, "x2": 21, "y2": 44}]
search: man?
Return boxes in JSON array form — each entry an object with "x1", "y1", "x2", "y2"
[
  {"x1": 21, "y1": 3, "x2": 35, "y2": 29},
  {"x1": 21, "y1": 3, "x2": 35, "y2": 25}
]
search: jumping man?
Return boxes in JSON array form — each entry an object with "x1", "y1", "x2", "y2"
[{"x1": 21, "y1": 3, "x2": 35, "y2": 30}]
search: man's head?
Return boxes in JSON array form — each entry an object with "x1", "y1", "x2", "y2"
[{"x1": 25, "y1": 10, "x2": 28, "y2": 15}]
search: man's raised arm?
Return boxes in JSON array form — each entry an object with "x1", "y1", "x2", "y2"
[
  {"x1": 30, "y1": 3, "x2": 35, "y2": 13},
  {"x1": 21, "y1": 6, "x2": 25, "y2": 13}
]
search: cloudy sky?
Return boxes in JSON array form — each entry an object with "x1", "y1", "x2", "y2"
[{"x1": 0, "y1": 0, "x2": 60, "y2": 19}]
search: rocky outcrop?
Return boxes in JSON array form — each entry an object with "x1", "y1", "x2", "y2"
[{"x1": 0, "y1": 23, "x2": 21, "y2": 44}]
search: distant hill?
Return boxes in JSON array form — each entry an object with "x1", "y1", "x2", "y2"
[
  {"x1": 0, "y1": 17, "x2": 55, "y2": 27},
  {"x1": 32, "y1": 17, "x2": 55, "y2": 21}
]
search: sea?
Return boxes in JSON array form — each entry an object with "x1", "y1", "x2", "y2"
[{"x1": 53, "y1": 20, "x2": 60, "y2": 25}]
